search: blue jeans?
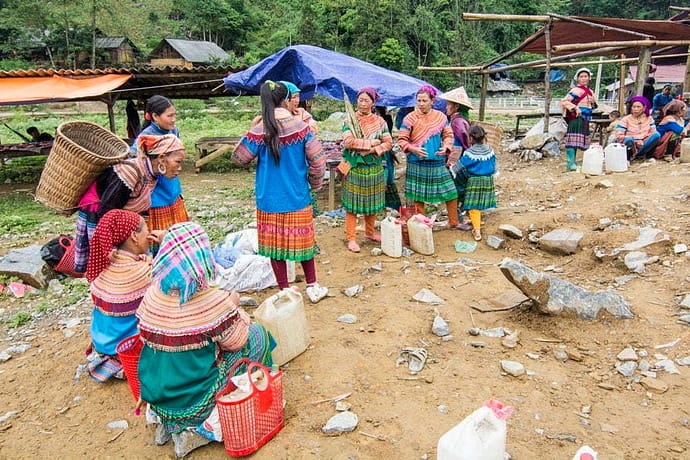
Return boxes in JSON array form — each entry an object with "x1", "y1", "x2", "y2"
[{"x1": 623, "y1": 132, "x2": 660, "y2": 159}]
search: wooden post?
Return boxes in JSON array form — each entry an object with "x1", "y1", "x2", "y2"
[
  {"x1": 685, "y1": 45, "x2": 690, "y2": 96},
  {"x1": 543, "y1": 18, "x2": 552, "y2": 134},
  {"x1": 634, "y1": 47, "x2": 651, "y2": 97},
  {"x1": 479, "y1": 74, "x2": 488, "y2": 121},
  {"x1": 619, "y1": 55, "x2": 626, "y2": 115},
  {"x1": 107, "y1": 100, "x2": 116, "y2": 133}
]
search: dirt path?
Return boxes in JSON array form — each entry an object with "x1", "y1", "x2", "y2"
[{"x1": 0, "y1": 152, "x2": 689, "y2": 459}]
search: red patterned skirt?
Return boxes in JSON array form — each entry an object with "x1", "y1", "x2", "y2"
[
  {"x1": 147, "y1": 197, "x2": 189, "y2": 231},
  {"x1": 257, "y1": 206, "x2": 315, "y2": 261}
]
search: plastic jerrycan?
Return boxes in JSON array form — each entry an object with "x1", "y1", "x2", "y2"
[
  {"x1": 254, "y1": 288, "x2": 309, "y2": 366},
  {"x1": 407, "y1": 214, "x2": 435, "y2": 255},
  {"x1": 581, "y1": 143, "x2": 604, "y2": 175},
  {"x1": 380, "y1": 216, "x2": 402, "y2": 258},
  {"x1": 604, "y1": 143, "x2": 628, "y2": 172},
  {"x1": 681, "y1": 138, "x2": 690, "y2": 163}
]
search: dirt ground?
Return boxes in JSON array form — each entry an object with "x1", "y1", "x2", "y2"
[{"x1": 0, "y1": 145, "x2": 689, "y2": 460}]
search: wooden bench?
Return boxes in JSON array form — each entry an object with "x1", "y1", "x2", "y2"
[
  {"x1": 0, "y1": 141, "x2": 52, "y2": 164},
  {"x1": 194, "y1": 136, "x2": 241, "y2": 172}
]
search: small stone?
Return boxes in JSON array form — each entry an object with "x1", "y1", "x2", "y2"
[
  {"x1": 335, "y1": 401, "x2": 351, "y2": 412},
  {"x1": 343, "y1": 285, "x2": 363, "y2": 298},
  {"x1": 63, "y1": 329, "x2": 76, "y2": 338},
  {"x1": 486, "y1": 235, "x2": 505, "y2": 250},
  {"x1": 640, "y1": 377, "x2": 668, "y2": 394},
  {"x1": 675, "y1": 356, "x2": 690, "y2": 366},
  {"x1": 477, "y1": 327, "x2": 507, "y2": 338},
  {"x1": 239, "y1": 296, "x2": 257, "y2": 307},
  {"x1": 600, "y1": 422, "x2": 618, "y2": 433},
  {"x1": 501, "y1": 331, "x2": 519, "y2": 349},
  {"x1": 500, "y1": 360, "x2": 525, "y2": 377},
  {"x1": 525, "y1": 353, "x2": 541, "y2": 360},
  {"x1": 680, "y1": 295, "x2": 690, "y2": 309},
  {"x1": 401, "y1": 247, "x2": 414, "y2": 257},
  {"x1": 322, "y1": 411, "x2": 359, "y2": 433},
  {"x1": 617, "y1": 347, "x2": 639, "y2": 361},
  {"x1": 538, "y1": 228, "x2": 584, "y2": 255},
  {"x1": 638, "y1": 349, "x2": 649, "y2": 358},
  {"x1": 0, "y1": 351, "x2": 11, "y2": 362},
  {"x1": 437, "y1": 405, "x2": 448, "y2": 414},
  {"x1": 498, "y1": 224, "x2": 523, "y2": 239},
  {"x1": 441, "y1": 335, "x2": 454, "y2": 342},
  {"x1": 566, "y1": 349, "x2": 583, "y2": 362},
  {"x1": 674, "y1": 244, "x2": 688, "y2": 254},
  {"x1": 596, "y1": 180, "x2": 614, "y2": 189},
  {"x1": 655, "y1": 359, "x2": 680, "y2": 375},
  {"x1": 424, "y1": 375, "x2": 434, "y2": 384},
  {"x1": 47, "y1": 278, "x2": 64, "y2": 294},
  {"x1": 638, "y1": 360, "x2": 651, "y2": 372},
  {"x1": 616, "y1": 361, "x2": 637, "y2": 378},
  {"x1": 370, "y1": 262, "x2": 383, "y2": 272},
  {"x1": 4, "y1": 344, "x2": 31, "y2": 355},
  {"x1": 370, "y1": 248, "x2": 383, "y2": 256},
  {"x1": 597, "y1": 383, "x2": 615, "y2": 390},
  {"x1": 337, "y1": 314, "x2": 358, "y2": 324},
  {"x1": 469, "y1": 341, "x2": 485, "y2": 348},
  {"x1": 412, "y1": 288, "x2": 444, "y2": 305},
  {"x1": 107, "y1": 420, "x2": 129, "y2": 430},
  {"x1": 432, "y1": 315, "x2": 450, "y2": 337},
  {"x1": 304, "y1": 375, "x2": 312, "y2": 382},
  {"x1": 63, "y1": 318, "x2": 81, "y2": 329},
  {"x1": 553, "y1": 349, "x2": 569, "y2": 362},
  {"x1": 597, "y1": 217, "x2": 613, "y2": 230}
]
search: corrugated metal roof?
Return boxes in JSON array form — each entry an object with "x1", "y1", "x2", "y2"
[
  {"x1": 95, "y1": 37, "x2": 126, "y2": 49},
  {"x1": 160, "y1": 39, "x2": 229, "y2": 63},
  {"x1": 488, "y1": 79, "x2": 521, "y2": 92},
  {"x1": 0, "y1": 65, "x2": 235, "y2": 78}
]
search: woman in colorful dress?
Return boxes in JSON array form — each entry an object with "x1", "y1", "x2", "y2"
[
  {"x1": 560, "y1": 67, "x2": 597, "y2": 171},
  {"x1": 233, "y1": 81, "x2": 328, "y2": 303},
  {"x1": 653, "y1": 99, "x2": 687, "y2": 159},
  {"x1": 131, "y1": 96, "x2": 190, "y2": 233},
  {"x1": 74, "y1": 134, "x2": 186, "y2": 274},
  {"x1": 137, "y1": 222, "x2": 274, "y2": 458},
  {"x1": 84, "y1": 209, "x2": 162, "y2": 382},
  {"x1": 450, "y1": 125, "x2": 497, "y2": 242},
  {"x1": 341, "y1": 87, "x2": 393, "y2": 252},
  {"x1": 615, "y1": 96, "x2": 660, "y2": 160},
  {"x1": 397, "y1": 85, "x2": 460, "y2": 229}
]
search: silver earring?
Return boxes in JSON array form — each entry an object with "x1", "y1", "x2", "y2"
[{"x1": 157, "y1": 162, "x2": 167, "y2": 175}]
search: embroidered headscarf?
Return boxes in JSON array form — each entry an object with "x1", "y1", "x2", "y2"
[
  {"x1": 417, "y1": 85, "x2": 438, "y2": 99},
  {"x1": 357, "y1": 87, "x2": 380, "y2": 103},
  {"x1": 280, "y1": 81, "x2": 301, "y2": 99},
  {"x1": 86, "y1": 209, "x2": 142, "y2": 282},
  {"x1": 629, "y1": 96, "x2": 651, "y2": 116},
  {"x1": 136, "y1": 134, "x2": 185, "y2": 159},
  {"x1": 152, "y1": 222, "x2": 216, "y2": 305}
]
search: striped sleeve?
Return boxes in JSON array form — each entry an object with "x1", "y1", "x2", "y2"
[
  {"x1": 305, "y1": 133, "x2": 326, "y2": 190},
  {"x1": 232, "y1": 135, "x2": 259, "y2": 166},
  {"x1": 218, "y1": 308, "x2": 250, "y2": 352}
]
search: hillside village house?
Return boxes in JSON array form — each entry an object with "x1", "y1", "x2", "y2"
[{"x1": 148, "y1": 39, "x2": 230, "y2": 68}]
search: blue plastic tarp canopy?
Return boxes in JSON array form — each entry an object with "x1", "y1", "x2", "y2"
[{"x1": 223, "y1": 45, "x2": 439, "y2": 108}]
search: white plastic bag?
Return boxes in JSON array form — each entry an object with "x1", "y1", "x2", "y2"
[
  {"x1": 215, "y1": 254, "x2": 295, "y2": 292},
  {"x1": 437, "y1": 399, "x2": 514, "y2": 460}
]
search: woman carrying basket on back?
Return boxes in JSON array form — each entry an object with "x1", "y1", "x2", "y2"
[
  {"x1": 73, "y1": 134, "x2": 186, "y2": 274},
  {"x1": 137, "y1": 222, "x2": 274, "y2": 458},
  {"x1": 561, "y1": 67, "x2": 597, "y2": 171}
]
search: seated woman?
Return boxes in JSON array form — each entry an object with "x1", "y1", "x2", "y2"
[
  {"x1": 74, "y1": 134, "x2": 186, "y2": 274},
  {"x1": 136, "y1": 222, "x2": 274, "y2": 458},
  {"x1": 653, "y1": 99, "x2": 687, "y2": 159},
  {"x1": 615, "y1": 96, "x2": 660, "y2": 160},
  {"x1": 84, "y1": 209, "x2": 162, "y2": 382}
]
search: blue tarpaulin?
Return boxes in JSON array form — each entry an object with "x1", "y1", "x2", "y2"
[{"x1": 223, "y1": 45, "x2": 439, "y2": 108}]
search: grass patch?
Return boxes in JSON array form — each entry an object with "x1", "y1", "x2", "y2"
[
  {"x1": 6, "y1": 311, "x2": 32, "y2": 328},
  {"x1": 0, "y1": 192, "x2": 74, "y2": 246}
]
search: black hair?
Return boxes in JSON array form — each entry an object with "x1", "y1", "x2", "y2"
[
  {"x1": 469, "y1": 125, "x2": 486, "y2": 144},
  {"x1": 260, "y1": 82, "x2": 288, "y2": 164},
  {"x1": 644, "y1": 77, "x2": 655, "y2": 85},
  {"x1": 27, "y1": 126, "x2": 39, "y2": 135},
  {"x1": 143, "y1": 95, "x2": 174, "y2": 129},
  {"x1": 610, "y1": 110, "x2": 620, "y2": 117}
]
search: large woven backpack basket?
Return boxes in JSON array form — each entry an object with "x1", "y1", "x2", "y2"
[{"x1": 35, "y1": 121, "x2": 129, "y2": 215}]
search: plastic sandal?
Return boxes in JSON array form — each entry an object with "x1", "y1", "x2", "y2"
[
  {"x1": 347, "y1": 240, "x2": 360, "y2": 253},
  {"x1": 455, "y1": 223, "x2": 472, "y2": 231},
  {"x1": 365, "y1": 233, "x2": 382, "y2": 242},
  {"x1": 472, "y1": 229, "x2": 482, "y2": 241},
  {"x1": 396, "y1": 347, "x2": 428, "y2": 374}
]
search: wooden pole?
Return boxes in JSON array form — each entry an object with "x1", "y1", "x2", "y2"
[
  {"x1": 546, "y1": 13, "x2": 654, "y2": 38},
  {"x1": 462, "y1": 13, "x2": 549, "y2": 22},
  {"x1": 635, "y1": 47, "x2": 651, "y2": 96},
  {"x1": 543, "y1": 18, "x2": 552, "y2": 134},
  {"x1": 619, "y1": 55, "x2": 626, "y2": 115},
  {"x1": 479, "y1": 74, "x2": 488, "y2": 122},
  {"x1": 418, "y1": 66, "x2": 481, "y2": 72},
  {"x1": 594, "y1": 57, "x2": 603, "y2": 100},
  {"x1": 685, "y1": 46, "x2": 690, "y2": 96},
  {"x1": 107, "y1": 100, "x2": 116, "y2": 133},
  {"x1": 553, "y1": 40, "x2": 690, "y2": 53},
  {"x1": 481, "y1": 30, "x2": 545, "y2": 69},
  {"x1": 477, "y1": 47, "x2": 625, "y2": 74}
]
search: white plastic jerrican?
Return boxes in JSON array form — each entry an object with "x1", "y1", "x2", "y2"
[
  {"x1": 437, "y1": 400, "x2": 514, "y2": 460},
  {"x1": 407, "y1": 214, "x2": 435, "y2": 255},
  {"x1": 381, "y1": 216, "x2": 402, "y2": 258},
  {"x1": 604, "y1": 143, "x2": 628, "y2": 172},
  {"x1": 680, "y1": 138, "x2": 690, "y2": 163},
  {"x1": 581, "y1": 143, "x2": 604, "y2": 175},
  {"x1": 254, "y1": 288, "x2": 309, "y2": 366}
]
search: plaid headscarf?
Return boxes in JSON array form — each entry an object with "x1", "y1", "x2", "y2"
[
  {"x1": 86, "y1": 209, "x2": 142, "y2": 282},
  {"x1": 136, "y1": 134, "x2": 185, "y2": 159},
  {"x1": 152, "y1": 222, "x2": 216, "y2": 305}
]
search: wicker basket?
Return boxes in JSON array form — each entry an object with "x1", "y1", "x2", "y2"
[
  {"x1": 473, "y1": 121, "x2": 505, "y2": 154},
  {"x1": 35, "y1": 121, "x2": 129, "y2": 215}
]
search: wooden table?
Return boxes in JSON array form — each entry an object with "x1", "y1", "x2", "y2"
[
  {"x1": 514, "y1": 112, "x2": 563, "y2": 137},
  {"x1": 194, "y1": 136, "x2": 240, "y2": 172},
  {"x1": 0, "y1": 141, "x2": 52, "y2": 164}
]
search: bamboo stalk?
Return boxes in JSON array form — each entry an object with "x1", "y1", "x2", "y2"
[
  {"x1": 553, "y1": 40, "x2": 690, "y2": 53},
  {"x1": 634, "y1": 47, "x2": 652, "y2": 96},
  {"x1": 479, "y1": 74, "x2": 488, "y2": 122},
  {"x1": 463, "y1": 13, "x2": 550, "y2": 22},
  {"x1": 543, "y1": 18, "x2": 553, "y2": 134},
  {"x1": 619, "y1": 55, "x2": 626, "y2": 115},
  {"x1": 547, "y1": 13, "x2": 654, "y2": 38}
]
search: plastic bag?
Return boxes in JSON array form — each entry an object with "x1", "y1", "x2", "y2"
[
  {"x1": 215, "y1": 255, "x2": 295, "y2": 293},
  {"x1": 437, "y1": 399, "x2": 514, "y2": 460}
]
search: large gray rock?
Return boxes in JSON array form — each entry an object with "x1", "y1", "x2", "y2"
[
  {"x1": 521, "y1": 133, "x2": 551, "y2": 150},
  {"x1": 499, "y1": 258, "x2": 633, "y2": 320},
  {"x1": 0, "y1": 245, "x2": 52, "y2": 289},
  {"x1": 322, "y1": 411, "x2": 358, "y2": 434},
  {"x1": 621, "y1": 227, "x2": 671, "y2": 252},
  {"x1": 499, "y1": 224, "x2": 523, "y2": 239},
  {"x1": 539, "y1": 229, "x2": 584, "y2": 255}
]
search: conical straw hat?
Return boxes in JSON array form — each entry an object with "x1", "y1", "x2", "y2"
[{"x1": 438, "y1": 86, "x2": 474, "y2": 110}]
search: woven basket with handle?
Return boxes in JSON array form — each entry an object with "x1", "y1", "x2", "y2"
[
  {"x1": 35, "y1": 121, "x2": 129, "y2": 215},
  {"x1": 473, "y1": 121, "x2": 504, "y2": 154}
]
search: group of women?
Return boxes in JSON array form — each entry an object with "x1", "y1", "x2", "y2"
[{"x1": 561, "y1": 67, "x2": 687, "y2": 167}]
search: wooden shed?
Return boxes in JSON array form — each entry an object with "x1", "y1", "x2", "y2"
[
  {"x1": 148, "y1": 39, "x2": 230, "y2": 68},
  {"x1": 95, "y1": 37, "x2": 139, "y2": 66}
]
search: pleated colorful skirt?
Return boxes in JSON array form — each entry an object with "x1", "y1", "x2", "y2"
[
  {"x1": 404, "y1": 159, "x2": 458, "y2": 203},
  {"x1": 341, "y1": 163, "x2": 385, "y2": 215},
  {"x1": 256, "y1": 206, "x2": 315, "y2": 261}
]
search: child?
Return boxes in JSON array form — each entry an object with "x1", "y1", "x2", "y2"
[
  {"x1": 604, "y1": 110, "x2": 620, "y2": 145},
  {"x1": 450, "y1": 125, "x2": 497, "y2": 241}
]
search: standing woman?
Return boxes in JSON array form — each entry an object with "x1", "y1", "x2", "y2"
[
  {"x1": 397, "y1": 85, "x2": 460, "y2": 228},
  {"x1": 233, "y1": 81, "x2": 328, "y2": 303},
  {"x1": 561, "y1": 67, "x2": 597, "y2": 171},
  {"x1": 439, "y1": 86, "x2": 473, "y2": 167},
  {"x1": 132, "y1": 96, "x2": 190, "y2": 233},
  {"x1": 616, "y1": 96, "x2": 660, "y2": 160},
  {"x1": 341, "y1": 87, "x2": 393, "y2": 252}
]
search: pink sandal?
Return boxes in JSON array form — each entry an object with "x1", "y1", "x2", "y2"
[
  {"x1": 347, "y1": 240, "x2": 361, "y2": 252},
  {"x1": 472, "y1": 229, "x2": 482, "y2": 241},
  {"x1": 365, "y1": 233, "x2": 381, "y2": 243}
]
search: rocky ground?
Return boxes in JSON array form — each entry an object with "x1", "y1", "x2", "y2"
[{"x1": 0, "y1": 144, "x2": 689, "y2": 459}]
